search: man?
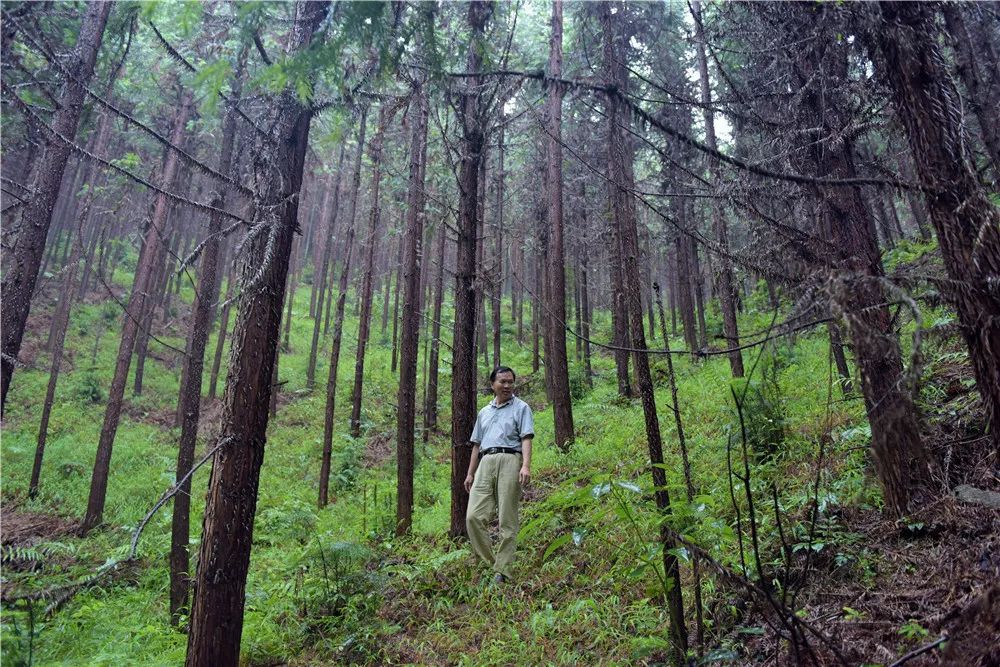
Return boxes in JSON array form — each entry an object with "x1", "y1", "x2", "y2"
[{"x1": 464, "y1": 366, "x2": 534, "y2": 584}]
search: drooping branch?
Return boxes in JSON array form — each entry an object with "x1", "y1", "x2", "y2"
[{"x1": 2, "y1": 82, "x2": 248, "y2": 224}]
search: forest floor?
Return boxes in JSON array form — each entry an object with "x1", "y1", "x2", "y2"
[{"x1": 1, "y1": 238, "x2": 998, "y2": 666}]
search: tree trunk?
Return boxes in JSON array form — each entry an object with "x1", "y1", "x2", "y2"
[
  {"x1": 580, "y1": 233, "x2": 593, "y2": 388},
  {"x1": 793, "y1": 18, "x2": 936, "y2": 514},
  {"x1": 941, "y1": 3, "x2": 1000, "y2": 178},
  {"x1": 132, "y1": 226, "x2": 177, "y2": 396},
  {"x1": 1, "y1": 1, "x2": 112, "y2": 412},
  {"x1": 675, "y1": 233, "x2": 698, "y2": 355},
  {"x1": 546, "y1": 0, "x2": 574, "y2": 450},
  {"x1": 476, "y1": 157, "x2": 489, "y2": 376},
  {"x1": 492, "y1": 125, "x2": 504, "y2": 369},
  {"x1": 319, "y1": 109, "x2": 368, "y2": 508},
  {"x1": 425, "y1": 223, "x2": 447, "y2": 441},
  {"x1": 46, "y1": 110, "x2": 113, "y2": 352},
  {"x1": 32, "y1": 212, "x2": 86, "y2": 499},
  {"x1": 897, "y1": 153, "x2": 931, "y2": 242},
  {"x1": 81, "y1": 89, "x2": 194, "y2": 534},
  {"x1": 608, "y1": 225, "x2": 632, "y2": 396},
  {"x1": 390, "y1": 225, "x2": 405, "y2": 373},
  {"x1": 350, "y1": 102, "x2": 400, "y2": 438},
  {"x1": 691, "y1": 0, "x2": 744, "y2": 376},
  {"x1": 208, "y1": 268, "x2": 234, "y2": 401},
  {"x1": 602, "y1": 4, "x2": 687, "y2": 659},
  {"x1": 450, "y1": 0, "x2": 493, "y2": 539},
  {"x1": 382, "y1": 236, "x2": 395, "y2": 340},
  {"x1": 689, "y1": 232, "x2": 708, "y2": 351},
  {"x1": 306, "y1": 162, "x2": 343, "y2": 390},
  {"x1": 282, "y1": 238, "x2": 299, "y2": 353},
  {"x1": 396, "y1": 83, "x2": 429, "y2": 535},
  {"x1": 185, "y1": 5, "x2": 328, "y2": 664},
  {"x1": 877, "y1": 1, "x2": 1000, "y2": 455},
  {"x1": 170, "y1": 60, "x2": 242, "y2": 625}
]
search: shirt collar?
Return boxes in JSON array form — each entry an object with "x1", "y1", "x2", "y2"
[{"x1": 491, "y1": 395, "x2": 515, "y2": 409}]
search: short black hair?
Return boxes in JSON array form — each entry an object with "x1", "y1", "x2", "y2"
[{"x1": 489, "y1": 366, "x2": 516, "y2": 382}]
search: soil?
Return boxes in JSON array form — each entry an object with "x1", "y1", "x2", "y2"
[
  {"x1": 363, "y1": 431, "x2": 393, "y2": 469},
  {"x1": 1, "y1": 510, "x2": 77, "y2": 547}
]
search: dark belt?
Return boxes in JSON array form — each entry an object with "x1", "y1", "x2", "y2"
[{"x1": 480, "y1": 447, "x2": 521, "y2": 459}]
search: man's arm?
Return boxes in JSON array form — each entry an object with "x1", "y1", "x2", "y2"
[
  {"x1": 464, "y1": 444, "x2": 480, "y2": 493},
  {"x1": 519, "y1": 437, "x2": 532, "y2": 485}
]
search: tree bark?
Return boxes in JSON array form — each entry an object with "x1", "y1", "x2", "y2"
[
  {"x1": 424, "y1": 222, "x2": 447, "y2": 441},
  {"x1": 451, "y1": 0, "x2": 493, "y2": 538},
  {"x1": 492, "y1": 125, "x2": 504, "y2": 369},
  {"x1": 396, "y1": 83, "x2": 429, "y2": 535},
  {"x1": 877, "y1": 1, "x2": 1000, "y2": 455},
  {"x1": 791, "y1": 12, "x2": 935, "y2": 514},
  {"x1": 306, "y1": 161, "x2": 344, "y2": 390},
  {"x1": 546, "y1": 0, "x2": 575, "y2": 450},
  {"x1": 319, "y1": 109, "x2": 368, "y2": 508},
  {"x1": 390, "y1": 225, "x2": 405, "y2": 373},
  {"x1": 170, "y1": 60, "x2": 242, "y2": 625},
  {"x1": 941, "y1": 3, "x2": 1000, "y2": 179},
  {"x1": 1, "y1": 1, "x2": 113, "y2": 413},
  {"x1": 691, "y1": 0, "x2": 744, "y2": 376},
  {"x1": 81, "y1": 89, "x2": 194, "y2": 534},
  {"x1": 208, "y1": 267, "x2": 234, "y2": 401},
  {"x1": 603, "y1": 3, "x2": 687, "y2": 659},
  {"x1": 185, "y1": 4, "x2": 329, "y2": 664},
  {"x1": 350, "y1": 102, "x2": 401, "y2": 438}
]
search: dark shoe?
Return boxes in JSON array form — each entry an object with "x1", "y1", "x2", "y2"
[{"x1": 493, "y1": 573, "x2": 508, "y2": 584}]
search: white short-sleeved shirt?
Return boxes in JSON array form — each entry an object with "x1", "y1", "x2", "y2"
[{"x1": 470, "y1": 396, "x2": 535, "y2": 452}]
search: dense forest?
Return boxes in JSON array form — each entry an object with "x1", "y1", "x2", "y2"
[{"x1": 1, "y1": 1, "x2": 998, "y2": 665}]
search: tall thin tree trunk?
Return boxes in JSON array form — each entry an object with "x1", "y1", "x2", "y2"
[
  {"x1": 170, "y1": 58, "x2": 242, "y2": 625},
  {"x1": 675, "y1": 234, "x2": 698, "y2": 355},
  {"x1": 306, "y1": 164, "x2": 343, "y2": 390},
  {"x1": 208, "y1": 268, "x2": 234, "y2": 401},
  {"x1": 81, "y1": 90, "x2": 193, "y2": 534},
  {"x1": 450, "y1": 0, "x2": 493, "y2": 538},
  {"x1": 580, "y1": 234, "x2": 593, "y2": 388},
  {"x1": 546, "y1": 0, "x2": 574, "y2": 450},
  {"x1": 390, "y1": 226, "x2": 405, "y2": 373},
  {"x1": 319, "y1": 109, "x2": 368, "y2": 508},
  {"x1": 424, "y1": 223, "x2": 447, "y2": 440},
  {"x1": 1, "y1": 1, "x2": 112, "y2": 412},
  {"x1": 396, "y1": 82, "x2": 429, "y2": 536},
  {"x1": 185, "y1": 5, "x2": 328, "y2": 663},
  {"x1": 32, "y1": 213, "x2": 86, "y2": 499},
  {"x1": 603, "y1": 3, "x2": 687, "y2": 658},
  {"x1": 654, "y1": 282, "x2": 705, "y2": 652},
  {"x1": 492, "y1": 125, "x2": 504, "y2": 369},
  {"x1": 350, "y1": 102, "x2": 401, "y2": 438},
  {"x1": 691, "y1": 0, "x2": 744, "y2": 376}
]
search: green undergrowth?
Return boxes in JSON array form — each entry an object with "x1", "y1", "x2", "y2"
[{"x1": 3, "y1": 255, "x2": 939, "y2": 666}]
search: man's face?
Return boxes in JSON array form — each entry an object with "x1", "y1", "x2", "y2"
[{"x1": 491, "y1": 371, "x2": 515, "y2": 402}]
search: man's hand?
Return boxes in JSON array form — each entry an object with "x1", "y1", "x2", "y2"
[
  {"x1": 519, "y1": 466, "x2": 530, "y2": 485},
  {"x1": 464, "y1": 474, "x2": 474, "y2": 493}
]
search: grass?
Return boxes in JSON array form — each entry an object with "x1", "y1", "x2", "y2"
[{"x1": 1, "y1": 254, "x2": 889, "y2": 666}]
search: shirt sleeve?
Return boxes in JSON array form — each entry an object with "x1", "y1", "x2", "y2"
[
  {"x1": 470, "y1": 411, "x2": 483, "y2": 444},
  {"x1": 518, "y1": 402, "x2": 535, "y2": 438}
]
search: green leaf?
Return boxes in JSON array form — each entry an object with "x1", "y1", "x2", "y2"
[{"x1": 542, "y1": 533, "x2": 573, "y2": 562}]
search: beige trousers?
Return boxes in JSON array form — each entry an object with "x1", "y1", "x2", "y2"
[{"x1": 466, "y1": 452, "x2": 522, "y2": 578}]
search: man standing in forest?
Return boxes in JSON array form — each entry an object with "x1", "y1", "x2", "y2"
[{"x1": 464, "y1": 367, "x2": 534, "y2": 584}]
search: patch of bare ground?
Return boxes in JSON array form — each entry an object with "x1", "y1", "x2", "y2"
[
  {"x1": 1, "y1": 510, "x2": 77, "y2": 547},
  {"x1": 737, "y1": 426, "x2": 999, "y2": 666},
  {"x1": 122, "y1": 401, "x2": 177, "y2": 430},
  {"x1": 363, "y1": 431, "x2": 393, "y2": 468}
]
